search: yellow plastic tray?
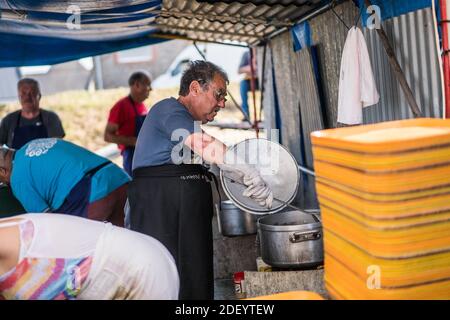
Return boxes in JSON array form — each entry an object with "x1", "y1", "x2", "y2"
[
  {"x1": 322, "y1": 209, "x2": 450, "y2": 257},
  {"x1": 319, "y1": 202, "x2": 450, "y2": 230},
  {"x1": 324, "y1": 230, "x2": 450, "y2": 288},
  {"x1": 317, "y1": 176, "x2": 450, "y2": 201},
  {"x1": 311, "y1": 118, "x2": 450, "y2": 154},
  {"x1": 312, "y1": 144, "x2": 450, "y2": 172},
  {"x1": 325, "y1": 254, "x2": 450, "y2": 300},
  {"x1": 316, "y1": 181, "x2": 450, "y2": 219},
  {"x1": 314, "y1": 161, "x2": 450, "y2": 194}
]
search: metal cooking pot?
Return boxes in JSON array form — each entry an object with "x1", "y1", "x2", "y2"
[
  {"x1": 217, "y1": 200, "x2": 259, "y2": 237},
  {"x1": 257, "y1": 210, "x2": 323, "y2": 269},
  {"x1": 219, "y1": 138, "x2": 323, "y2": 268}
]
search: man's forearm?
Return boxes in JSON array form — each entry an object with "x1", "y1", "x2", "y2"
[{"x1": 185, "y1": 132, "x2": 227, "y2": 165}]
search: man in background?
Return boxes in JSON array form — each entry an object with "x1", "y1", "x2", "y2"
[
  {"x1": 0, "y1": 78, "x2": 65, "y2": 149},
  {"x1": 104, "y1": 71, "x2": 151, "y2": 175}
]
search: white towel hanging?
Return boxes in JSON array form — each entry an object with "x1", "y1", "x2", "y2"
[{"x1": 337, "y1": 27, "x2": 380, "y2": 125}]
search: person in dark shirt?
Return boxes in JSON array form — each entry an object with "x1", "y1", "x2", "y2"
[{"x1": 0, "y1": 78, "x2": 65, "y2": 149}]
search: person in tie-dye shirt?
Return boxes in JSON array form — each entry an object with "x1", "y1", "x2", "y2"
[{"x1": 0, "y1": 214, "x2": 179, "y2": 300}]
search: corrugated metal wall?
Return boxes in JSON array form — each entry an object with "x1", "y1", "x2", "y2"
[
  {"x1": 160, "y1": 0, "x2": 323, "y2": 45},
  {"x1": 261, "y1": 1, "x2": 443, "y2": 207},
  {"x1": 260, "y1": 33, "x2": 323, "y2": 209},
  {"x1": 266, "y1": 1, "x2": 443, "y2": 129},
  {"x1": 270, "y1": 33, "x2": 303, "y2": 164},
  {"x1": 309, "y1": 1, "x2": 358, "y2": 128},
  {"x1": 363, "y1": 7, "x2": 443, "y2": 122},
  {"x1": 258, "y1": 45, "x2": 277, "y2": 139}
]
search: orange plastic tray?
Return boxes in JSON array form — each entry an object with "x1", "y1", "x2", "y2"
[
  {"x1": 312, "y1": 144, "x2": 450, "y2": 172},
  {"x1": 325, "y1": 254, "x2": 450, "y2": 300},
  {"x1": 324, "y1": 232, "x2": 450, "y2": 288},
  {"x1": 316, "y1": 176, "x2": 450, "y2": 201},
  {"x1": 311, "y1": 118, "x2": 450, "y2": 154},
  {"x1": 322, "y1": 209, "x2": 450, "y2": 257},
  {"x1": 314, "y1": 161, "x2": 450, "y2": 194},
  {"x1": 316, "y1": 181, "x2": 450, "y2": 219}
]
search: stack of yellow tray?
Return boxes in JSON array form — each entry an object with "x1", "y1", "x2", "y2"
[{"x1": 310, "y1": 118, "x2": 450, "y2": 300}]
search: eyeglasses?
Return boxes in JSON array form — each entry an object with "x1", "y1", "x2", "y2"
[
  {"x1": 213, "y1": 88, "x2": 227, "y2": 103},
  {"x1": 197, "y1": 79, "x2": 227, "y2": 103}
]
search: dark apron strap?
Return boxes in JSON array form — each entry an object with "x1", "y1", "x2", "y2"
[
  {"x1": 123, "y1": 96, "x2": 145, "y2": 176},
  {"x1": 128, "y1": 95, "x2": 146, "y2": 137},
  {"x1": 15, "y1": 111, "x2": 44, "y2": 130},
  {"x1": 203, "y1": 166, "x2": 222, "y2": 211},
  {"x1": 12, "y1": 112, "x2": 49, "y2": 149}
]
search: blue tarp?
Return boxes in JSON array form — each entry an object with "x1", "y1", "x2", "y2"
[
  {"x1": 0, "y1": 0, "x2": 436, "y2": 67},
  {"x1": 0, "y1": 0, "x2": 166, "y2": 67},
  {"x1": 358, "y1": 0, "x2": 432, "y2": 27},
  {"x1": 291, "y1": 22, "x2": 312, "y2": 52}
]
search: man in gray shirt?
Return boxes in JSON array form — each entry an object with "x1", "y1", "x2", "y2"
[
  {"x1": 0, "y1": 78, "x2": 65, "y2": 149},
  {"x1": 129, "y1": 61, "x2": 272, "y2": 300}
]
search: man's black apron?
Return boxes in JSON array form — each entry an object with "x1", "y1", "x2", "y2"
[
  {"x1": 122, "y1": 96, "x2": 146, "y2": 175},
  {"x1": 12, "y1": 112, "x2": 49, "y2": 149},
  {"x1": 128, "y1": 164, "x2": 214, "y2": 300}
]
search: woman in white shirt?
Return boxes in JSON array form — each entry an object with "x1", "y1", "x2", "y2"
[{"x1": 0, "y1": 213, "x2": 179, "y2": 300}]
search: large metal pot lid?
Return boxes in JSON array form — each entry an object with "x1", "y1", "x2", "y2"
[{"x1": 220, "y1": 138, "x2": 299, "y2": 215}]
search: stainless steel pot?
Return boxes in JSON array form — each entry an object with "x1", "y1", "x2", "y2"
[
  {"x1": 257, "y1": 210, "x2": 323, "y2": 269},
  {"x1": 217, "y1": 200, "x2": 259, "y2": 237}
]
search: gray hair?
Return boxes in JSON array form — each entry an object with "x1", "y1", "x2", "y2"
[
  {"x1": 128, "y1": 71, "x2": 152, "y2": 86},
  {"x1": 17, "y1": 78, "x2": 41, "y2": 94},
  {"x1": 179, "y1": 60, "x2": 229, "y2": 97}
]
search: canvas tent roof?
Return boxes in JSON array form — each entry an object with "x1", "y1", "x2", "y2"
[{"x1": 0, "y1": 0, "x2": 325, "y2": 67}]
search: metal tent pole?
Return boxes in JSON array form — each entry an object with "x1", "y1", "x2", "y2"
[
  {"x1": 364, "y1": 0, "x2": 423, "y2": 118},
  {"x1": 440, "y1": 0, "x2": 450, "y2": 118}
]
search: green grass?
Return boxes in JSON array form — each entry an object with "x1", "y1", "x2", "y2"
[{"x1": 0, "y1": 83, "x2": 261, "y2": 152}]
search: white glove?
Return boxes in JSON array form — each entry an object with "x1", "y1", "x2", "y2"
[
  {"x1": 218, "y1": 163, "x2": 247, "y2": 185},
  {"x1": 218, "y1": 163, "x2": 273, "y2": 209},
  {"x1": 243, "y1": 181, "x2": 273, "y2": 209}
]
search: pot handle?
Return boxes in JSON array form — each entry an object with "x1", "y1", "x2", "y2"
[{"x1": 289, "y1": 231, "x2": 321, "y2": 243}]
